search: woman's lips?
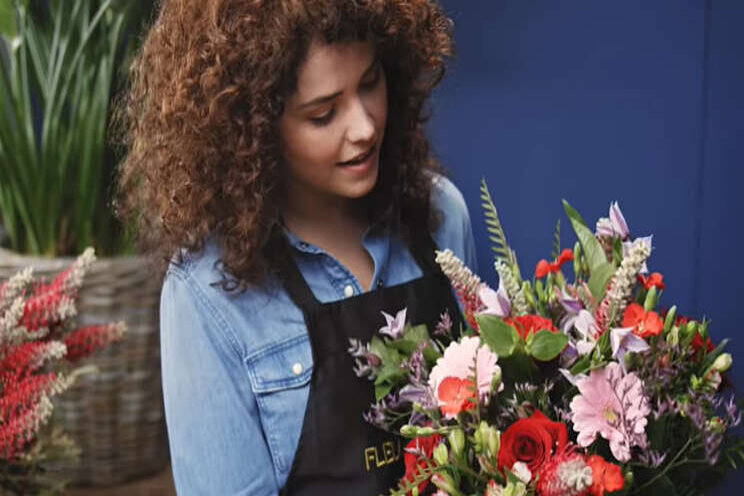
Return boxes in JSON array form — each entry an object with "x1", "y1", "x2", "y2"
[{"x1": 338, "y1": 145, "x2": 375, "y2": 166}]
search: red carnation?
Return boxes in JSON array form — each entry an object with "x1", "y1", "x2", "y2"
[
  {"x1": 587, "y1": 454, "x2": 624, "y2": 495},
  {"x1": 622, "y1": 303, "x2": 663, "y2": 338},
  {"x1": 637, "y1": 272, "x2": 665, "y2": 291},
  {"x1": 402, "y1": 434, "x2": 441, "y2": 495},
  {"x1": 504, "y1": 315, "x2": 559, "y2": 340}
]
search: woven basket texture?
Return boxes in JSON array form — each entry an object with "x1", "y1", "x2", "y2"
[{"x1": 0, "y1": 248, "x2": 169, "y2": 487}]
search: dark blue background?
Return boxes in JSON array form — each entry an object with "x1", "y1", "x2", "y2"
[{"x1": 429, "y1": 1, "x2": 743, "y2": 492}]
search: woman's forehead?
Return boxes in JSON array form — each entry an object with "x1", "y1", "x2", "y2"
[{"x1": 292, "y1": 40, "x2": 376, "y2": 100}]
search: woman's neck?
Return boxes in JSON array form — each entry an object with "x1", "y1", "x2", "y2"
[{"x1": 282, "y1": 188, "x2": 369, "y2": 248}]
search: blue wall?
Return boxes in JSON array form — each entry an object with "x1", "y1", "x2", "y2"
[{"x1": 429, "y1": 1, "x2": 743, "y2": 492}]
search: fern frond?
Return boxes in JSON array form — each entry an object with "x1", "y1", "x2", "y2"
[
  {"x1": 480, "y1": 178, "x2": 514, "y2": 268},
  {"x1": 551, "y1": 219, "x2": 561, "y2": 260}
]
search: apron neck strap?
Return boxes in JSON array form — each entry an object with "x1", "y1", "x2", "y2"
[{"x1": 265, "y1": 226, "x2": 442, "y2": 313}]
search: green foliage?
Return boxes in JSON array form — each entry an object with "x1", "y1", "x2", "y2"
[
  {"x1": 528, "y1": 330, "x2": 568, "y2": 362},
  {"x1": 562, "y1": 200, "x2": 608, "y2": 273},
  {"x1": 480, "y1": 178, "x2": 515, "y2": 269},
  {"x1": 476, "y1": 314, "x2": 519, "y2": 357},
  {"x1": 0, "y1": 0, "x2": 148, "y2": 256},
  {"x1": 587, "y1": 262, "x2": 616, "y2": 301},
  {"x1": 551, "y1": 218, "x2": 561, "y2": 260}
]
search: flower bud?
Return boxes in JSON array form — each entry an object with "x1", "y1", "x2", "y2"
[
  {"x1": 663, "y1": 305, "x2": 677, "y2": 333},
  {"x1": 433, "y1": 442, "x2": 449, "y2": 466},
  {"x1": 521, "y1": 281, "x2": 536, "y2": 310},
  {"x1": 643, "y1": 286, "x2": 657, "y2": 312},
  {"x1": 491, "y1": 367, "x2": 503, "y2": 394},
  {"x1": 712, "y1": 353, "x2": 732, "y2": 373},
  {"x1": 448, "y1": 428, "x2": 465, "y2": 458},
  {"x1": 488, "y1": 427, "x2": 501, "y2": 459},
  {"x1": 666, "y1": 326, "x2": 679, "y2": 347},
  {"x1": 431, "y1": 473, "x2": 457, "y2": 494},
  {"x1": 707, "y1": 416, "x2": 726, "y2": 434},
  {"x1": 400, "y1": 425, "x2": 418, "y2": 437}
]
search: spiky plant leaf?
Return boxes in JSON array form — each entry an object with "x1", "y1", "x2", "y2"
[{"x1": 480, "y1": 178, "x2": 514, "y2": 268}]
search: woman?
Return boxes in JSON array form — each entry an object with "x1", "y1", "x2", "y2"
[{"x1": 116, "y1": 1, "x2": 477, "y2": 494}]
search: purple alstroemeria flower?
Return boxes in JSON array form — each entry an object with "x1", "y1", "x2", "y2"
[
  {"x1": 574, "y1": 310, "x2": 600, "y2": 355},
  {"x1": 595, "y1": 202, "x2": 630, "y2": 240},
  {"x1": 556, "y1": 287, "x2": 584, "y2": 332},
  {"x1": 477, "y1": 281, "x2": 510, "y2": 318},
  {"x1": 622, "y1": 235, "x2": 653, "y2": 274},
  {"x1": 379, "y1": 307, "x2": 407, "y2": 339},
  {"x1": 398, "y1": 384, "x2": 436, "y2": 409},
  {"x1": 611, "y1": 326, "x2": 650, "y2": 369}
]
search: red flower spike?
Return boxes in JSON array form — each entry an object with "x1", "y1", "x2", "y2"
[{"x1": 63, "y1": 323, "x2": 125, "y2": 363}]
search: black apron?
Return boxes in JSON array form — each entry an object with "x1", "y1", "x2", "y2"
[{"x1": 270, "y1": 228, "x2": 464, "y2": 495}]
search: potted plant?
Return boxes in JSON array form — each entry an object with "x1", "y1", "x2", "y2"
[{"x1": 0, "y1": 0, "x2": 168, "y2": 487}]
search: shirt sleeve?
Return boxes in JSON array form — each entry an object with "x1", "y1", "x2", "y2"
[
  {"x1": 160, "y1": 269, "x2": 280, "y2": 496},
  {"x1": 431, "y1": 174, "x2": 479, "y2": 274}
]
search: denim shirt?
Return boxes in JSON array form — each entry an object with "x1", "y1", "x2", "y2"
[{"x1": 160, "y1": 175, "x2": 478, "y2": 495}]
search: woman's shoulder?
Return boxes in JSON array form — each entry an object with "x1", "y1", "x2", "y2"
[
  {"x1": 162, "y1": 238, "x2": 306, "y2": 359},
  {"x1": 428, "y1": 173, "x2": 478, "y2": 270}
]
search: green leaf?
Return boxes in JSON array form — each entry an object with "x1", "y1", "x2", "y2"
[
  {"x1": 562, "y1": 200, "x2": 607, "y2": 272},
  {"x1": 551, "y1": 218, "x2": 561, "y2": 260},
  {"x1": 0, "y1": 1, "x2": 18, "y2": 42},
  {"x1": 480, "y1": 177, "x2": 515, "y2": 267},
  {"x1": 370, "y1": 336, "x2": 405, "y2": 385},
  {"x1": 569, "y1": 355, "x2": 592, "y2": 376},
  {"x1": 587, "y1": 262, "x2": 615, "y2": 302},
  {"x1": 476, "y1": 314, "x2": 519, "y2": 357},
  {"x1": 374, "y1": 383, "x2": 393, "y2": 402},
  {"x1": 529, "y1": 330, "x2": 569, "y2": 361}
]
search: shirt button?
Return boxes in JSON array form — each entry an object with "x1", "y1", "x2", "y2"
[
  {"x1": 377, "y1": 278, "x2": 384, "y2": 288},
  {"x1": 292, "y1": 363, "x2": 303, "y2": 375},
  {"x1": 343, "y1": 284, "x2": 354, "y2": 298}
]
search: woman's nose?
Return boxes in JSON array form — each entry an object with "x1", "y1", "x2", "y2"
[{"x1": 345, "y1": 98, "x2": 376, "y2": 144}]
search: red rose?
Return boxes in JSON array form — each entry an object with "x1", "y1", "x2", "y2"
[
  {"x1": 504, "y1": 315, "x2": 559, "y2": 340},
  {"x1": 587, "y1": 455, "x2": 624, "y2": 495},
  {"x1": 402, "y1": 434, "x2": 441, "y2": 495},
  {"x1": 437, "y1": 377, "x2": 476, "y2": 418},
  {"x1": 498, "y1": 411, "x2": 567, "y2": 474},
  {"x1": 622, "y1": 303, "x2": 662, "y2": 338}
]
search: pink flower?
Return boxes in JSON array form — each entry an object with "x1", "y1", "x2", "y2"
[
  {"x1": 379, "y1": 308, "x2": 407, "y2": 339},
  {"x1": 570, "y1": 362, "x2": 650, "y2": 462},
  {"x1": 428, "y1": 336, "x2": 501, "y2": 419}
]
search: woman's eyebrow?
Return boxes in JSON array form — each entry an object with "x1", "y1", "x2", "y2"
[{"x1": 297, "y1": 57, "x2": 380, "y2": 110}]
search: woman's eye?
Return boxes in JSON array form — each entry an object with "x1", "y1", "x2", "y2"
[
  {"x1": 309, "y1": 108, "x2": 334, "y2": 126},
  {"x1": 361, "y1": 68, "x2": 381, "y2": 90}
]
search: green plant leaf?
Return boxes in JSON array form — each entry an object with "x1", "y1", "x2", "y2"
[
  {"x1": 562, "y1": 200, "x2": 607, "y2": 272},
  {"x1": 551, "y1": 218, "x2": 561, "y2": 260},
  {"x1": 529, "y1": 330, "x2": 568, "y2": 361},
  {"x1": 481, "y1": 177, "x2": 515, "y2": 267},
  {"x1": 587, "y1": 262, "x2": 615, "y2": 302},
  {"x1": 476, "y1": 314, "x2": 519, "y2": 357},
  {"x1": 374, "y1": 383, "x2": 393, "y2": 402}
]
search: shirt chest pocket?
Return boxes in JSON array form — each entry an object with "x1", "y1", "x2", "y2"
[{"x1": 245, "y1": 335, "x2": 313, "y2": 475}]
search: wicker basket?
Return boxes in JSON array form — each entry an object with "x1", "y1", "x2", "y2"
[{"x1": 0, "y1": 248, "x2": 169, "y2": 487}]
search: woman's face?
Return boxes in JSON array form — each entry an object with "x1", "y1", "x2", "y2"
[{"x1": 279, "y1": 40, "x2": 388, "y2": 209}]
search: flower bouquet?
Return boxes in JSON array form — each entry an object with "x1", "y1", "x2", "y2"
[
  {"x1": 349, "y1": 180, "x2": 743, "y2": 495},
  {"x1": 0, "y1": 249, "x2": 125, "y2": 494}
]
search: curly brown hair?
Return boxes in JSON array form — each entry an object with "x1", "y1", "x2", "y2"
[{"x1": 114, "y1": 0, "x2": 455, "y2": 291}]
